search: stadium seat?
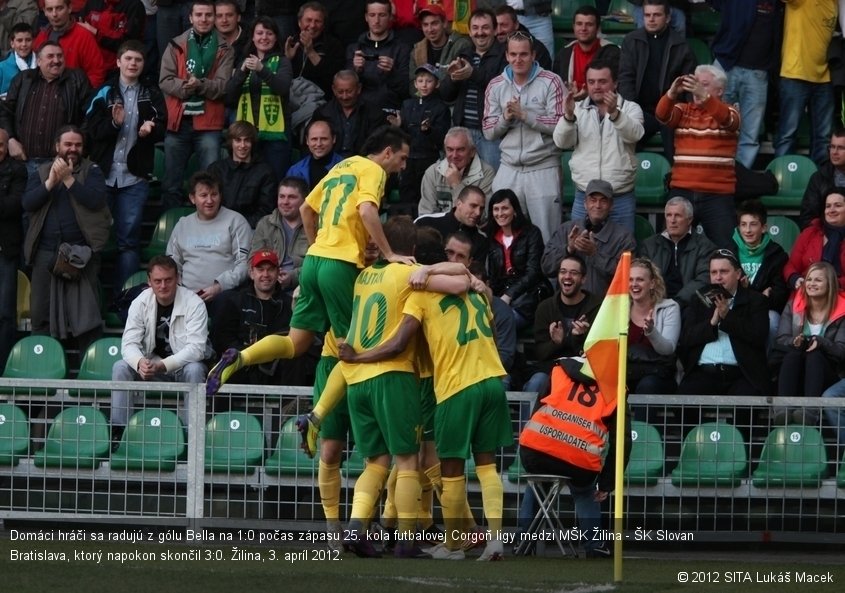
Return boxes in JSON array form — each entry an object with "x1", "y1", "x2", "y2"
[
  {"x1": 690, "y1": 6, "x2": 721, "y2": 36},
  {"x1": 635, "y1": 152, "x2": 671, "y2": 207},
  {"x1": 634, "y1": 214, "x2": 655, "y2": 244},
  {"x1": 507, "y1": 452, "x2": 525, "y2": 483},
  {"x1": 264, "y1": 417, "x2": 319, "y2": 476},
  {"x1": 552, "y1": 0, "x2": 595, "y2": 31},
  {"x1": 838, "y1": 449, "x2": 845, "y2": 488},
  {"x1": 601, "y1": 0, "x2": 635, "y2": 34},
  {"x1": 766, "y1": 216, "x2": 801, "y2": 253},
  {"x1": 760, "y1": 155, "x2": 818, "y2": 211},
  {"x1": 751, "y1": 426, "x2": 828, "y2": 488},
  {"x1": 33, "y1": 406, "x2": 110, "y2": 468},
  {"x1": 0, "y1": 404, "x2": 29, "y2": 466},
  {"x1": 74, "y1": 337, "x2": 123, "y2": 397},
  {"x1": 0, "y1": 336, "x2": 67, "y2": 395},
  {"x1": 625, "y1": 420, "x2": 664, "y2": 485},
  {"x1": 141, "y1": 207, "x2": 195, "y2": 262},
  {"x1": 670, "y1": 422, "x2": 748, "y2": 487},
  {"x1": 16, "y1": 270, "x2": 30, "y2": 328},
  {"x1": 105, "y1": 271, "x2": 150, "y2": 328},
  {"x1": 111, "y1": 409, "x2": 186, "y2": 471},
  {"x1": 204, "y1": 412, "x2": 264, "y2": 473},
  {"x1": 687, "y1": 37, "x2": 712, "y2": 66},
  {"x1": 343, "y1": 447, "x2": 366, "y2": 478}
]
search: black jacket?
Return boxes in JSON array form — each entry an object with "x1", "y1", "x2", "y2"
[
  {"x1": 414, "y1": 209, "x2": 489, "y2": 262},
  {"x1": 678, "y1": 285, "x2": 772, "y2": 395},
  {"x1": 486, "y1": 223, "x2": 546, "y2": 319},
  {"x1": 617, "y1": 27, "x2": 696, "y2": 108},
  {"x1": 207, "y1": 157, "x2": 276, "y2": 228},
  {"x1": 346, "y1": 30, "x2": 411, "y2": 110},
  {"x1": 0, "y1": 67, "x2": 92, "y2": 142},
  {"x1": 732, "y1": 236, "x2": 789, "y2": 315},
  {"x1": 400, "y1": 93, "x2": 450, "y2": 160},
  {"x1": 439, "y1": 41, "x2": 507, "y2": 128},
  {"x1": 313, "y1": 99, "x2": 387, "y2": 158},
  {"x1": 83, "y1": 73, "x2": 167, "y2": 178},
  {"x1": 532, "y1": 291, "x2": 603, "y2": 371},
  {"x1": 800, "y1": 161, "x2": 837, "y2": 229},
  {"x1": 0, "y1": 156, "x2": 27, "y2": 260},
  {"x1": 288, "y1": 32, "x2": 346, "y2": 97}
]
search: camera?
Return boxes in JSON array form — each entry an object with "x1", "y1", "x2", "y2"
[{"x1": 363, "y1": 53, "x2": 378, "y2": 61}]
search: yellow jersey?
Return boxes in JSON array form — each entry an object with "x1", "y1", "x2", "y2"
[
  {"x1": 404, "y1": 290, "x2": 505, "y2": 403},
  {"x1": 341, "y1": 261, "x2": 417, "y2": 384},
  {"x1": 321, "y1": 329, "x2": 338, "y2": 359},
  {"x1": 305, "y1": 155, "x2": 386, "y2": 268},
  {"x1": 780, "y1": 0, "x2": 837, "y2": 83}
]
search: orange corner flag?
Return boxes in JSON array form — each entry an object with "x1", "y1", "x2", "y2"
[{"x1": 582, "y1": 252, "x2": 631, "y2": 406}]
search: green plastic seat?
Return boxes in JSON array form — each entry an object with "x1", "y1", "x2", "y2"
[
  {"x1": 0, "y1": 336, "x2": 67, "y2": 395},
  {"x1": 204, "y1": 412, "x2": 264, "y2": 473},
  {"x1": 635, "y1": 152, "x2": 671, "y2": 208},
  {"x1": 687, "y1": 37, "x2": 712, "y2": 66},
  {"x1": 141, "y1": 207, "x2": 195, "y2": 261},
  {"x1": 766, "y1": 215, "x2": 801, "y2": 253},
  {"x1": 760, "y1": 155, "x2": 818, "y2": 211},
  {"x1": 751, "y1": 426, "x2": 828, "y2": 488},
  {"x1": 625, "y1": 420, "x2": 664, "y2": 485},
  {"x1": 105, "y1": 271, "x2": 150, "y2": 328},
  {"x1": 838, "y1": 449, "x2": 845, "y2": 488},
  {"x1": 552, "y1": 0, "x2": 595, "y2": 31},
  {"x1": 264, "y1": 417, "x2": 319, "y2": 476},
  {"x1": 74, "y1": 337, "x2": 123, "y2": 397},
  {"x1": 634, "y1": 214, "x2": 655, "y2": 244},
  {"x1": 601, "y1": 0, "x2": 636, "y2": 34},
  {"x1": 33, "y1": 406, "x2": 110, "y2": 468},
  {"x1": 690, "y1": 7, "x2": 721, "y2": 36},
  {"x1": 0, "y1": 404, "x2": 29, "y2": 466},
  {"x1": 343, "y1": 447, "x2": 366, "y2": 478},
  {"x1": 111, "y1": 409, "x2": 186, "y2": 471},
  {"x1": 670, "y1": 422, "x2": 748, "y2": 487}
]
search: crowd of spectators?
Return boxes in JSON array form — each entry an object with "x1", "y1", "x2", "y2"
[{"x1": 2, "y1": 0, "x2": 845, "y2": 450}]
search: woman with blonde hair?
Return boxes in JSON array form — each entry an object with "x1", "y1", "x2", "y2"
[
  {"x1": 628, "y1": 257, "x2": 681, "y2": 395},
  {"x1": 775, "y1": 261, "x2": 845, "y2": 423}
]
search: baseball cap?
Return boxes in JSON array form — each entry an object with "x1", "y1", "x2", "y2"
[
  {"x1": 418, "y1": 4, "x2": 447, "y2": 20},
  {"x1": 415, "y1": 63, "x2": 439, "y2": 78},
  {"x1": 585, "y1": 179, "x2": 614, "y2": 199},
  {"x1": 250, "y1": 250, "x2": 279, "y2": 267}
]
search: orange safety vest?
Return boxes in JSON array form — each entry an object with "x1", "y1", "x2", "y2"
[{"x1": 519, "y1": 365, "x2": 615, "y2": 472}]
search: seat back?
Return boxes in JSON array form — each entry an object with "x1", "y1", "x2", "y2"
[
  {"x1": 264, "y1": 417, "x2": 318, "y2": 476},
  {"x1": 602, "y1": 0, "x2": 635, "y2": 33},
  {"x1": 142, "y1": 207, "x2": 195, "y2": 260},
  {"x1": 671, "y1": 422, "x2": 748, "y2": 487},
  {"x1": 765, "y1": 155, "x2": 818, "y2": 199},
  {"x1": 205, "y1": 412, "x2": 264, "y2": 472},
  {"x1": 34, "y1": 406, "x2": 110, "y2": 468},
  {"x1": 635, "y1": 152, "x2": 671, "y2": 206},
  {"x1": 76, "y1": 337, "x2": 123, "y2": 383},
  {"x1": 111, "y1": 409, "x2": 186, "y2": 471},
  {"x1": 0, "y1": 404, "x2": 29, "y2": 466},
  {"x1": 552, "y1": 0, "x2": 596, "y2": 30},
  {"x1": 1, "y1": 336, "x2": 67, "y2": 395},
  {"x1": 686, "y1": 37, "x2": 712, "y2": 66},
  {"x1": 766, "y1": 216, "x2": 801, "y2": 253},
  {"x1": 634, "y1": 214, "x2": 655, "y2": 244},
  {"x1": 751, "y1": 426, "x2": 828, "y2": 487},
  {"x1": 625, "y1": 420, "x2": 664, "y2": 485}
]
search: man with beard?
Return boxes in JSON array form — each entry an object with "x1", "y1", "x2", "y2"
[{"x1": 22, "y1": 125, "x2": 111, "y2": 349}]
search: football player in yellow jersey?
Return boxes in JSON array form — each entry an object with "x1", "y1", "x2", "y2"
[
  {"x1": 339, "y1": 271, "x2": 513, "y2": 561},
  {"x1": 206, "y1": 126, "x2": 416, "y2": 395}
]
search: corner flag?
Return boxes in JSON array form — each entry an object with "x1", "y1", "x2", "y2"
[{"x1": 582, "y1": 252, "x2": 630, "y2": 406}]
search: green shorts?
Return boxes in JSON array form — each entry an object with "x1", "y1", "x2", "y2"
[
  {"x1": 435, "y1": 377, "x2": 513, "y2": 460},
  {"x1": 420, "y1": 376, "x2": 435, "y2": 441},
  {"x1": 290, "y1": 255, "x2": 359, "y2": 336},
  {"x1": 347, "y1": 371, "x2": 421, "y2": 459},
  {"x1": 313, "y1": 356, "x2": 350, "y2": 442}
]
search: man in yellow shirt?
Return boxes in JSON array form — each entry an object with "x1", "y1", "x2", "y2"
[{"x1": 206, "y1": 126, "x2": 415, "y2": 395}]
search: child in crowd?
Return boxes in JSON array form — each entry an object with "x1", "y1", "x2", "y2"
[{"x1": 0, "y1": 23, "x2": 35, "y2": 98}]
